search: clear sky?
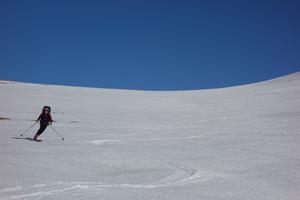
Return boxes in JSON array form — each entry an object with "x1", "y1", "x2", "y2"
[{"x1": 1, "y1": 0, "x2": 299, "y2": 90}]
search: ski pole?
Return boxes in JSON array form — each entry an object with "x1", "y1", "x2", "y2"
[
  {"x1": 49, "y1": 125, "x2": 64, "y2": 141},
  {"x1": 20, "y1": 122, "x2": 38, "y2": 137}
]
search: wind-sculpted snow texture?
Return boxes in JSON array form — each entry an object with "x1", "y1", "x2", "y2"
[{"x1": 0, "y1": 72, "x2": 300, "y2": 200}]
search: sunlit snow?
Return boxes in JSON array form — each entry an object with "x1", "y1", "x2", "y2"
[{"x1": 0, "y1": 72, "x2": 299, "y2": 200}]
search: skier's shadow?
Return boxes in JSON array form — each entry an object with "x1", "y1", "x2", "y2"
[{"x1": 12, "y1": 136, "x2": 35, "y2": 142}]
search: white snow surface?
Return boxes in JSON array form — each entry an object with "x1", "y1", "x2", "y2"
[{"x1": 0, "y1": 72, "x2": 300, "y2": 200}]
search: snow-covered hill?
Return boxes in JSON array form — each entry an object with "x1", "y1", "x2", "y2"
[{"x1": 0, "y1": 72, "x2": 300, "y2": 200}]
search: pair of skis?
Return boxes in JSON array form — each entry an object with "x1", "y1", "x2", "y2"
[{"x1": 20, "y1": 122, "x2": 64, "y2": 141}]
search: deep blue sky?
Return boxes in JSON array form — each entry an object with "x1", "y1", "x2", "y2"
[{"x1": 1, "y1": 0, "x2": 299, "y2": 90}]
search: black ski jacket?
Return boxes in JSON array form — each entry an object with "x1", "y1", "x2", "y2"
[{"x1": 37, "y1": 113, "x2": 53, "y2": 126}]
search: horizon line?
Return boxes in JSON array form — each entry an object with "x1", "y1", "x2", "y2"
[{"x1": 1, "y1": 71, "x2": 299, "y2": 92}]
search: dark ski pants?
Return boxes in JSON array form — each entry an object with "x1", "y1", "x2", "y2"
[{"x1": 34, "y1": 124, "x2": 48, "y2": 140}]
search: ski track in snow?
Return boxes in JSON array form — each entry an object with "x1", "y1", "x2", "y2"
[
  {"x1": 0, "y1": 156, "x2": 213, "y2": 199},
  {"x1": 0, "y1": 169, "x2": 210, "y2": 200},
  {"x1": 0, "y1": 171, "x2": 203, "y2": 199},
  {"x1": 89, "y1": 134, "x2": 205, "y2": 145}
]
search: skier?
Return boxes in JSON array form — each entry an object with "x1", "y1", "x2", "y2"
[{"x1": 34, "y1": 106, "x2": 53, "y2": 141}]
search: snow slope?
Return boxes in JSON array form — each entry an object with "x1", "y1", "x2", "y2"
[{"x1": 0, "y1": 72, "x2": 300, "y2": 200}]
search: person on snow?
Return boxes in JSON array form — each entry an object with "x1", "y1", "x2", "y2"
[{"x1": 34, "y1": 106, "x2": 53, "y2": 141}]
